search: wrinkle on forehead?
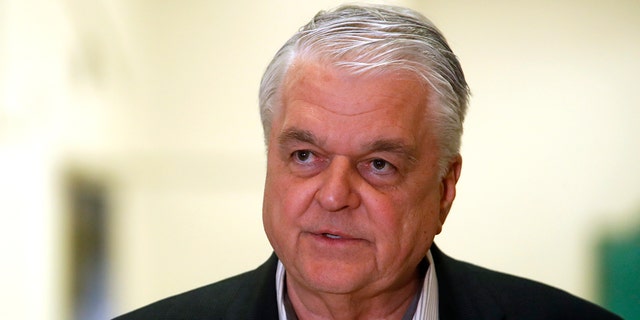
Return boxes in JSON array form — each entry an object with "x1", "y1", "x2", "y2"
[{"x1": 281, "y1": 59, "x2": 429, "y2": 118}]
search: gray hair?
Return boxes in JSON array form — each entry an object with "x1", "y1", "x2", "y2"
[{"x1": 259, "y1": 4, "x2": 470, "y2": 174}]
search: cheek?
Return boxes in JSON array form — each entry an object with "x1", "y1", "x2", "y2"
[
  {"x1": 263, "y1": 174, "x2": 296, "y2": 259},
  {"x1": 378, "y1": 187, "x2": 442, "y2": 247},
  {"x1": 263, "y1": 162, "x2": 289, "y2": 242},
  {"x1": 263, "y1": 160, "x2": 317, "y2": 230}
]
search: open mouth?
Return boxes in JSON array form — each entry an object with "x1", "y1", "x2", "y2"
[{"x1": 322, "y1": 233, "x2": 343, "y2": 239}]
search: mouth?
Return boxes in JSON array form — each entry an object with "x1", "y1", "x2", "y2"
[
  {"x1": 305, "y1": 230, "x2": 369, "y2": 250},
  {"x1": 322, "y1": 233, "x2": 343, "y2": 239}
]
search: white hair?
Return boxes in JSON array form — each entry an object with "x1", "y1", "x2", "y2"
[{"x1": 259, "y1": 4, "x2": 470, "y2": 175}]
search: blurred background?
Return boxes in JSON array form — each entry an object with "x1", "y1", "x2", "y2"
[{"x1": 1, "y1": 0, "x2": 639, "y2": 319}]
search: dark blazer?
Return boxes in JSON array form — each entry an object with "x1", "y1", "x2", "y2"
[{"x1": 114, "y1": 245, "x2": 621, "y2": 319}]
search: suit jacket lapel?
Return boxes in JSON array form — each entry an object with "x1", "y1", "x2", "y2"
[
  {"x1": 432, "y1": 244, "x2": 505, "y2": 320},
  {"x1": 223, "y1": 253, "x2": 280, "y2": 320}
]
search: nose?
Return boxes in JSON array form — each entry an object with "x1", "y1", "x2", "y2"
[{"x1": 315, "y1": 157, "x2": 361, "y2": 212}]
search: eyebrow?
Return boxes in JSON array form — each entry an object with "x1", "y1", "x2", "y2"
[
  {"x1": 365, "y1": 139, "x2": 418, "y2": 164},
  {"x1": 278, "y1": 128, "x2": 318, "y2": 146}
]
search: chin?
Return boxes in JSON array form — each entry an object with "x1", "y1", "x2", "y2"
[{"x1": 293, "y1": 258, "x2": 373, "y2": 295}]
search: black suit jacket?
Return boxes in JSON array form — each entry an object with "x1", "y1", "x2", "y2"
[{"x1": 114, "y1": 245, "x2": 621, "y2": 319}]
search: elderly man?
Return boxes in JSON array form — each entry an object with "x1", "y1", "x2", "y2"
[{"x1": 115, "y1": 4, "x2": 620, "y2": 320}]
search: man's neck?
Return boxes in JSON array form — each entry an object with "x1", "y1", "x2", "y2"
[{"x1": 284, "y1": 271, "x2": 423, "y2": 320}]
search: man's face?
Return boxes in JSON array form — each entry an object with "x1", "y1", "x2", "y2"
[{"x1": 262, "y1": 60, "x2": 461, "y2": 296}]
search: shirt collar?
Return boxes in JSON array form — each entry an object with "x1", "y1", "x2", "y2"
[{"x1": 275, "y1": 250, "x2": 439, "y2": 320}]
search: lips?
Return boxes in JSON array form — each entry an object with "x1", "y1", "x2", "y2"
[
  {"x1": 304, "y1": 230, "x2": 369, "y2": 251},
  {"x1": 311, "y1": 230, "x2": 361, "y2": 241},
  {"x1": 303, "y1": 226, "x2": 368, "y2": 243}
]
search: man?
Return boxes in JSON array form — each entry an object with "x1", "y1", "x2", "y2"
[{"x1": 115, "y1": 4, "x2": 620, "y2": 319}]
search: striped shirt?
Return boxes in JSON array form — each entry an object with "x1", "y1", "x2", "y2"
[{"x1": 275, "y1": 250, "x2": 439, "y2": 320}]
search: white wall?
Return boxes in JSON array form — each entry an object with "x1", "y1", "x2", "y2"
[
  {"x1": 1, "y1": 0, "x2": 73, "y2": 319},
  {"x1": 1, "y1": 0, "x2": 638, "y2": 319},
  {"x1": 419, "y1": 0, "x2": 640, "y2": 302}
]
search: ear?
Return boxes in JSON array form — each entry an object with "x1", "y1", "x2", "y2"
[{"x1": 437, "y1": 155, "x2": 462, "y2": 234}]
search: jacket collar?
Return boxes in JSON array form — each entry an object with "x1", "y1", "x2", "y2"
[
  {"x1": 431, "y1": 244, "x2": 505, "y2": 320},
  {"x1": 261, "y1": 244, "x2": 506, "y2": 320}
]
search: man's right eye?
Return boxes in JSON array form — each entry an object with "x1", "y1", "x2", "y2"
[{"x1": 292, "y1": 150, "x2": 313, "y2": 163}]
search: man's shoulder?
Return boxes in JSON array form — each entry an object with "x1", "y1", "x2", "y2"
[
  {"x1": 113, "y1": 254, "x2": 279, "y2": 320},
  {"x1": 432, "y1": 245, "x2": 621, "y2": 319},
  {"x1": 112, "y1": 273, "x2": 247, "y2": 320}
]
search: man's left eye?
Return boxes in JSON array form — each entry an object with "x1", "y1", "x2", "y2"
[
  {"x1": 370, "y1": 159, "x2": 395, "y2": 174},
  {"x1": 372, "y1": 159, "x2": 387, "y2": 170}
]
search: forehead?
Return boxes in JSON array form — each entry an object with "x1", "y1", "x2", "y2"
[{"x1": 281, "y1": 59, "x2": 429, "y2": 117}]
